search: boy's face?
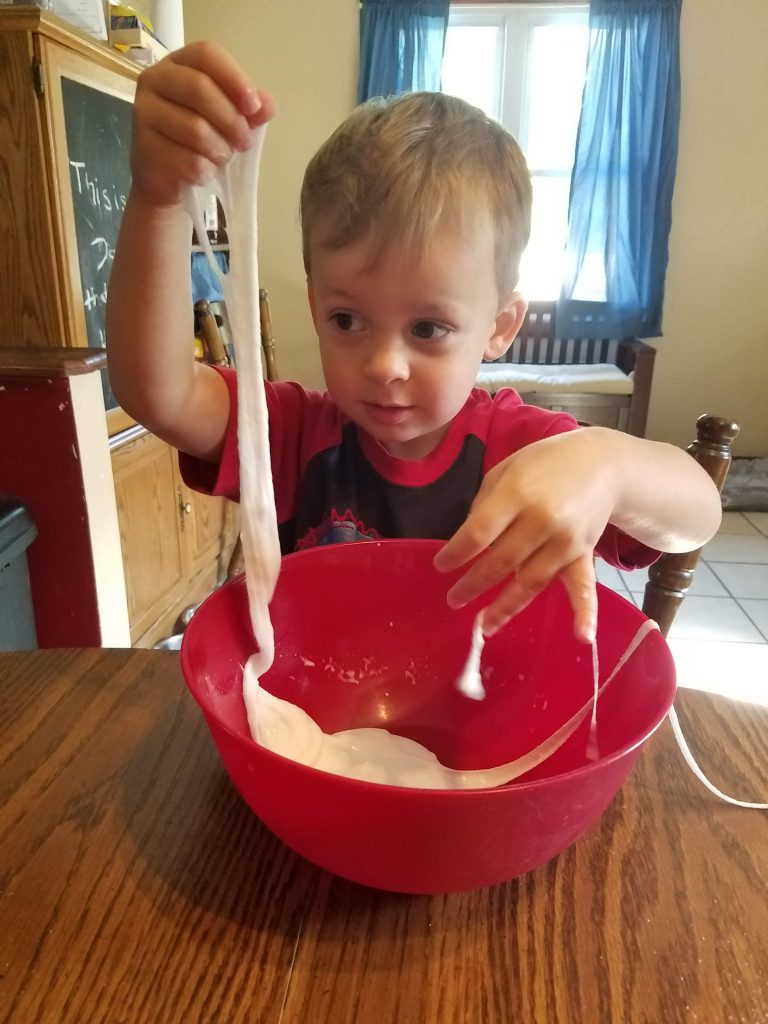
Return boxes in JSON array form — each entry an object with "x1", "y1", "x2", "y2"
[{"x1": 307, "y1": 222, "x2": 525, "y2": 459}]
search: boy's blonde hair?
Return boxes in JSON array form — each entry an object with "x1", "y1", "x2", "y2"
[{"x1": 300, "y1": 92, "x2": 532, "y2": 300}]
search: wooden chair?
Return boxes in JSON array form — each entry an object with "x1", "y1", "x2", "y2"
[
  {"x1": 640, "y1": 414, "x2": 739, "y2": 636},
  {"x1": 258, "y1": 288, "x2": 279, "y2": 383},
  {"x1": 193, "y1": 288, "x2": 279, "y2": 381}
]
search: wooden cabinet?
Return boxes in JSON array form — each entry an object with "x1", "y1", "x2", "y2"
[
  {"x1": 112, "y1": 432, "x2": 237, "y2": 647},
  {"x1": 0, "y1": 9, "x2": 234, "y2": 647},
  {"x1": 0, "y1": 13, "x2": 135, "y2": 394}
]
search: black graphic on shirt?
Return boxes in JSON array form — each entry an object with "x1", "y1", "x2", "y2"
[{"x1": 283, "y1": 424, "x2": 485, "y2": 553}]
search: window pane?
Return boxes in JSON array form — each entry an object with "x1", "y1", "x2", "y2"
[
  {"x1": 523, "y1": 21, "x2": 589, "y2": 171},
  {"x1": 443, "y1": 8, "x2": 589, "y2": 300},
  {"x1": 442, "y1": 25, "x2": 501, "y2": 119},
  {"x1": 518, "y1": 175, "x2": 571, "y2": 301}
]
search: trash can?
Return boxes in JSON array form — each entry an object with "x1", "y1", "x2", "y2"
[{"x1": 0, "y1": 498, "x2": 38, "y2": 651}]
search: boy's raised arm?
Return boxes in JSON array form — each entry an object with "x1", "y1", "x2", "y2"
[
  {"x1": 106, "y1": 42, "x2": 276, "y2": 460},
  {"x1": 107, "y1": 193, "x2": 231, "y2": 458}
]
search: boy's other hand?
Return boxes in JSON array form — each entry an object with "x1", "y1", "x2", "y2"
[
  {"x1": 433, "y1": 430, "x2": 615, "y2": 644},
  {"x1": 131, "y1": 41, "x2": 277, "y2": 207}
]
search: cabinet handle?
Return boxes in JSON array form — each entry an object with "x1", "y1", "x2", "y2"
[{"x1": 178, "y1": 486, "x2": 192, "y2": 530}]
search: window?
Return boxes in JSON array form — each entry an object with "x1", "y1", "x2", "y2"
[{"x1": 442, "y1": 4, "x2": 589, "y2": 299}]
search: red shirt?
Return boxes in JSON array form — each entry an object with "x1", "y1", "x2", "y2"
[{"x1": 179, "y1": 368, "x2": 656, "y2": 569}]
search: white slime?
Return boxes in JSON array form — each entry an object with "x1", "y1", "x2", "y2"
[{"x1": 456, "y1": 615, "x2": 486, "y2": 701}]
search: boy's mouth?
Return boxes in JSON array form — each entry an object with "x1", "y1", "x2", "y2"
[{"x1": 363, "y1": 402, "x2": 414, "y2": 426}]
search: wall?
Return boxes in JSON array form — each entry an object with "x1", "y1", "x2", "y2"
[
  {"x1": 650, "y1": 0, "x2": 768, "y2": 453},
  {"x1": 184, "y1": 0, "x2": 768, "y2": 454},
  {"x1": 184, "y1": 0, "x2": 358, "y2": 389}
]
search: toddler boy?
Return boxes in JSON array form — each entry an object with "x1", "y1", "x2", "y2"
[{"x1": 107, "y1": 42, "x2": 722, "y2": 643}]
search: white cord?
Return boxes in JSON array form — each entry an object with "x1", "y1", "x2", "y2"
[{"x1": 667, "y1": 703, "x2": 768, "y2": 809}]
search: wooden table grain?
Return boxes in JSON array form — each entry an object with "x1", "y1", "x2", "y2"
[{"x1": 1, "y1": 649, "x2": 766, "y2": 1024}]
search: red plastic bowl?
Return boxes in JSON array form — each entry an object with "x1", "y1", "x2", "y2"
[{"x1": 181, "y1": 539, "x2": 675, "y2": 893}]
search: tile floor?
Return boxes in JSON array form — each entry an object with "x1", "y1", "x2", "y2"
[{"x1": 597, "y1": 511, "x2": 768, "y2": 706}]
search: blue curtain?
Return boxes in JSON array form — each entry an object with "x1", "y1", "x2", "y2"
[
  {"x1": 556, "y1": 0, "x2": 682, "y2": 339},
  {"x1": 358, "y1": 0, "x2": 450, "y2": 102},
  {"x1": 191, "y1": 250, "x2": 229, "y2": 303}
]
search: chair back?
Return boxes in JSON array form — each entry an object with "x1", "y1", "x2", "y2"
[
  {"x1": 194, "y1": 291, "x2": 280, "y2": 383},
  {"x1": 642, "y1": 414, "x2": 740, "y2": 636}
]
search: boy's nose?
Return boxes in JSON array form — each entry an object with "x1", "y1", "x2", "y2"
[{"x1": 364, "y1": 338, "x2": 410, "y2": 384}]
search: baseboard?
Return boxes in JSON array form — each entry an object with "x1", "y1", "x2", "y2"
[{"x1": 722, "y1": 457, "x2": 768, "y2": 511}]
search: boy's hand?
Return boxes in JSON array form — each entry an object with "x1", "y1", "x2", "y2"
[
  {"x1": 434, "y1": 430, "x2": 617, "y2": 644},
  {"x1": 131, "y1": 41, "x2": 277, "y2": 207}
]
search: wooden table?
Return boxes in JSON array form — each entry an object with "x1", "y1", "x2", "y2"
[{"x1": 1, "y1": 649, "x2": 767, "y2": 1024}]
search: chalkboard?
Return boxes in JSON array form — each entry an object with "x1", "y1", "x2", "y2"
[{"x1": 61, "y1": 77, "x2": 133, "y2": 412}]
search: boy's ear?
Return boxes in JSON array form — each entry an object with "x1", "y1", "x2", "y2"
[{"x1": 484, "y1": 293, "x2": 527, "y2": 361}]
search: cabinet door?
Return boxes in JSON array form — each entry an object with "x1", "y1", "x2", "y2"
[
  {"x1": 177, "y1": 474, "x2": 238, "y2": 581},
  {"x1": 112, "y1": 432, "x2": 188, "y2": 644},
  {"x1": 112, "y1": 432, "x2": 239, "y2": 646},
  {"x1": 38, "y1": 36, "x2": 137, "y2": 435}
]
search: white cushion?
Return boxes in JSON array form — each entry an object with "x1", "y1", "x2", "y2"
[{"x1": 475, "y1": 362, "x2": 634, "y2": 396}]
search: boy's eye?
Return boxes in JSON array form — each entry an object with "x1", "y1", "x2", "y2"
[
  {"x1": 330, "y1": 311, "x2": 364, "y2": 332},
  {"x1": 412, "y1": 320, "x2": 449, "y2": 341}
]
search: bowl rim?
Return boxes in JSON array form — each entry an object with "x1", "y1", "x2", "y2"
[{"x1": 181, "y1": 540, "x2": 677, "y2": 797}]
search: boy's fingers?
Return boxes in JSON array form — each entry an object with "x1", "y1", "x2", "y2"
[
  {"x1": 139, "y1": 93, "x2": 234, "y2": 166},
  {"x1": 170, "y1": 43, "x2": 277, "y2": 125},
  {"x1": 478, "y1": 573, "x2": 550, "y2": 637},
  {"x1": 130, "y1": 132, "x2": 218, "y2": 204},
  {"x1": 479, "y1": 548, "x2": 594, "y2": 639},
  {"x1": 434, "y1": 500, "x2": 515, "y2": 574},
  {"x1": 161, "y1": 136, "x2": 218, "y2": 187},
  {"x1": 247, "y1": 91, "x2": 278, "y2": 127},
  {"x1": 146, "y1": 46, "x2": 276, "y2": 147},
  {"x1": 146, "y1": 65, "x2": 254, "y2": 151},
  {"x1": 559, "y1": 555, "x2": 598, "y2": 644},
  {"x1": 434, "y1": 525, "x2": 488, "y2": 574},
  {"x1": 445, "y1": 522, "x2": 546, "y2": 609},
  {"x1": 171, "y1": 41, "x2": 262, "y2": 117},
  {"x1": 480, "y1": 546, "x2": 562, "y2": 634}
]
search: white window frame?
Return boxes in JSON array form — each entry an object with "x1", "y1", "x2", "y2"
[
  {"x1": 445, "y1": 5, "x2": 589, "y2": 298},
  {"x1": 447, "y1": 3, "x2": 589, "y2": 158}
]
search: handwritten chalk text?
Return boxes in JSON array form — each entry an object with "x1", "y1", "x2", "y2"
[{"x1": 69, "y1": 160, "x2": 127, "y2": 214}]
